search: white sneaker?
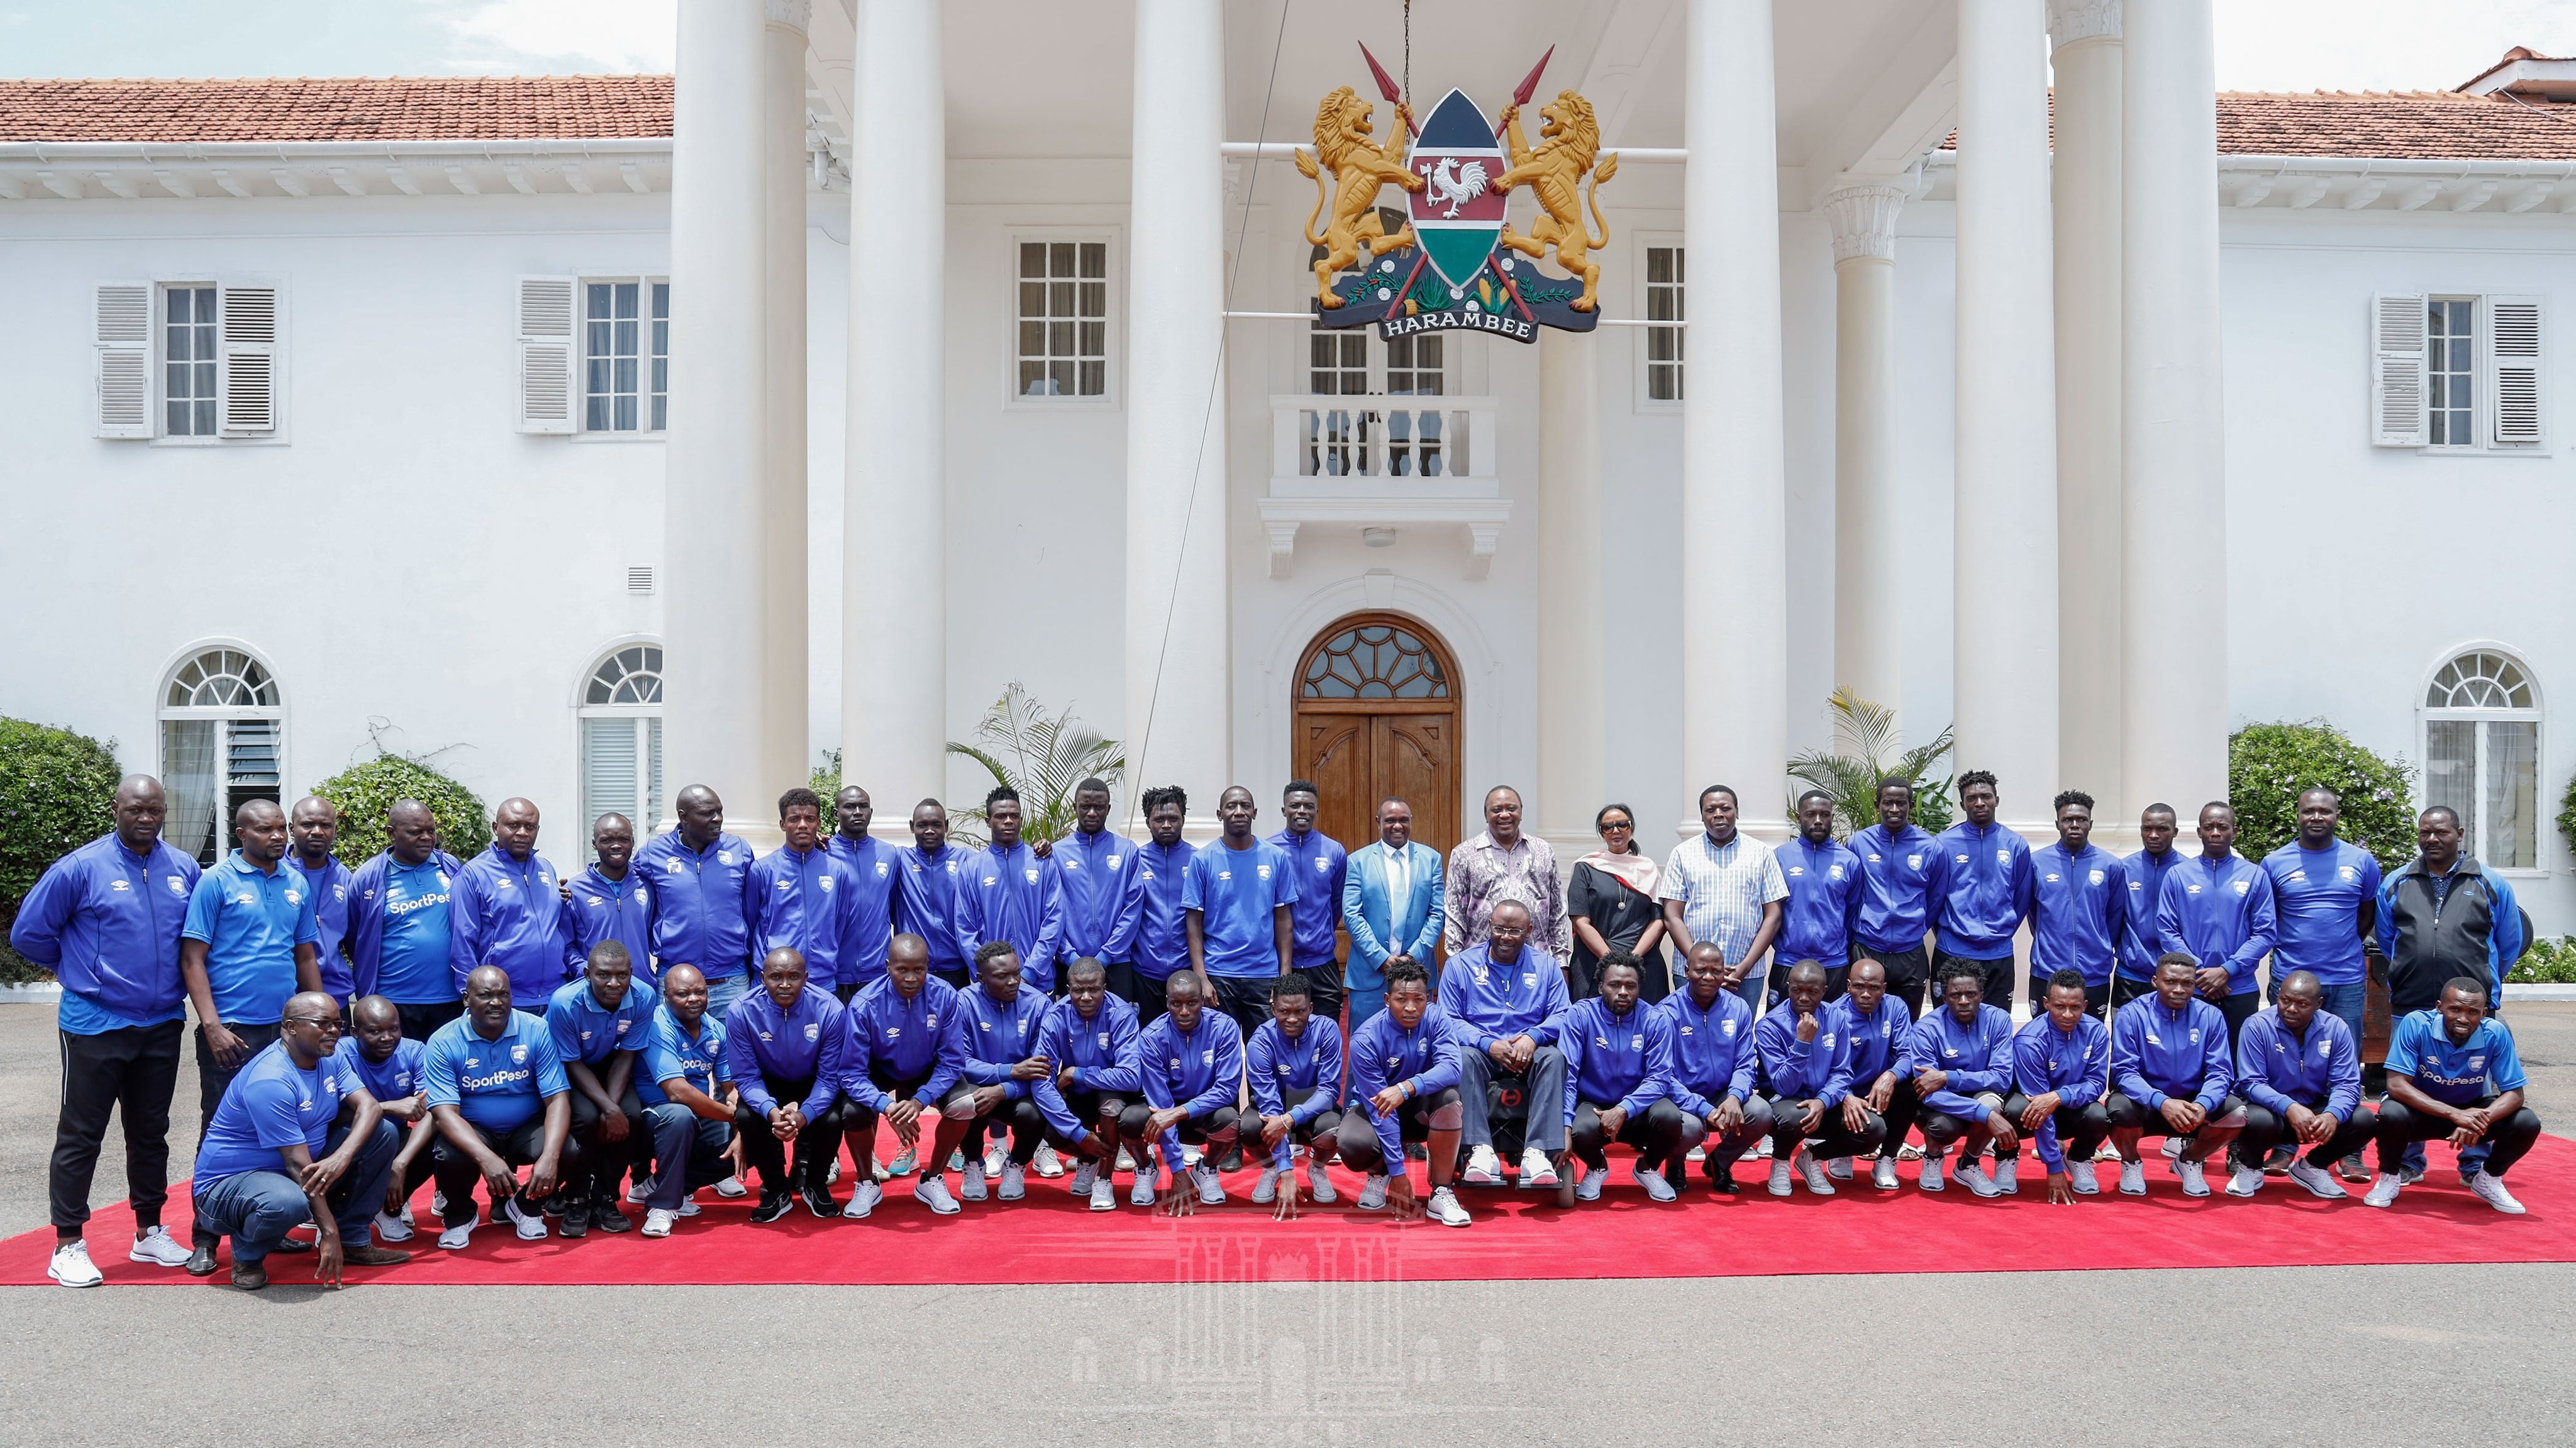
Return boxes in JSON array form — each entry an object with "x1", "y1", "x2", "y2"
[
  {"x1": 2469, "y1": 1171, "x2": 2527, "y2": 1215},
  {"x1": 1191, "y1": 1162, "x2": 1226, "y2": 1205},
  {"x1": 1252, "y1": 1166, "x2": 1283, "y2": 1204},
  {"x1": 999, "y1": 1162, "x2": 1026, "y2": 1201},
  {"x1": 1130, "y1": 1154, "x2": 1160, "y2": 1207},
  {"x1": 2160, "y1": 1136, "x2": 2184, "y2": 1159},
  {"x1": 2175, "y1": 1159, "x2": 2211, "y2": 1198},
  {"x1": 374, "y1": 1211, "x2": 416, "y2": 1244},
  {"x1": 1955, "y1": 1161, "x2": 2000, "y2": 1198},
  {"x1": 2094, "y1": 1142, "x2": 2123, "y2": 1163},
  {"x1": 433, "y1": 1188, "x2": 450, "y2": 1215},
  {"x1": 1428, "y1": 1185, "x2": 1472, "y2": 1227},
  {"x1": 1686, "y1": 1145, "x2": 1706, "y2": 1163},
  {"x1": 2069, "y1": 1161, "x2": 2099, "y2": 1195},
  {"x1": 437, "y1": 1212, "x2": 480, "y2": 1250},
  {"x1": 2285, "y1": 1160, "x2": 2348, "y2": 1200},
  {"x1": 1575, "y1": 1164, "x2": 1606, "y2": 1202},
  {"x1": 1305, "y1": 1156, "x2": 1337, "y2": 1204},
  {"x1": 714, "y1": 1174, "x2": 748, "y2": 1198},
  {"x1": 1872, "y1": 1158, "x2": 1901, "y2": 1191},
  {"x1": 1898, "y1": 1142, "x2": 1924, "y2": 1161},
  {"x1": 1116, "y1": 1146, "x2": 1137, "y2": 1171},
  {"x1": 886, "y1": 1147, "x2": 918, "y2": 1178},
  {"x1": 47, "y1": 1241, "x2": 101, "y2": 1288},
  {"x1": 1089, "y1": 1177, "x2": 1118, "y2": 1212},
  {"x1": 1794, "y1": 1146, "x2": 1836, "y2": 1197},
  {"x1": 1993, "y1": 1158, "x2": 2019, "y2": 1195},
  {"x1": 1357, "y1": 1173, "x2": 1391, "y2": 1210},
  {"x1": 960, "y1": 1159, "x2": 988, "y2": 1202},
  {"x1": 984, "y1": 1146, "x2": 1008, "y2": 1178},
  {"x1": 2226, "y1": 1165, "x2": 2265, "y2": 1197},
  {"x1": 1518, "y1": 1146, "x2": 1558, "y2": 1189},
  {"x1": 1634, "y1": 1159, "x2": 1678, "y2": 1203},
  {"x1": 1767, "y1": 1159, "x2": 1794, "y2": 1197},
  {"x1": 1826, "y1": 1156, "x2": 1853, "y2": 1181},
  {"x1": 842, "y1": 1181, "x2": 882, "y2": 1219},
  {"x1": 128, "y1": 1225, "x2": 192, "y2": 1268},
  {"x1": 1033, "y1": 1142, "x2": 1064, "y2": 1178},
  {"x1": 1752, "y1": 1136, "x2": 1774, "y2": 1159},
  {"x1": 1919, "y1": 1154, "x2": 1947, "y2": 1192},
  {"x1": 673, "y1": 1196, "x2": 700, "y2": 1217},
  {"x1": 641, "y1": 1208, "x2": 675, "y2": 1238},
  {"x1": 504, "y1": 1197, "x2": 550, "y2": 1241},
  {"x1": 2118, "y1": 1160, "x2": 2148, "y2": 1196},
  {"x1": 2363, "y1": 1173, "x2": 2405, "y2": 1208},
  {"x1": 1462, "y1": 1144, "x2": 1503, "y2": 1185},
  {"x1": 1069, "y1": 1161, "x2": 1097, "y2": 1196},
  {"x1": 625, "y1": 1180, "x2": 653, "y2": 1205},
  {"x1": 915, "y1": 1175, "x2": 962, "y2": 1216}
]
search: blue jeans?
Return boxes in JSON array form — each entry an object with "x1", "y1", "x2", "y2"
[
  {"x1": 701, "y1": 970, "x2": 750, "y2": 1020},
  {"x1": 194, "y1": 1117, "x2": 398, "y2": 1262},
  {"x1": 643, "y1": 1103, "x2": 733, "y2": 1212}
]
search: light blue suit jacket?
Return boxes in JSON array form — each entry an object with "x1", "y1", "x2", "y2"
[{"x1": 1341, "y1": 841, "x2": 1445, "y2": 991}]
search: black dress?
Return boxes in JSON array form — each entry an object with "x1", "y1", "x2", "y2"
[{"x1": 1567, "y1": 861, "x2": 1672, "y2": 1002}]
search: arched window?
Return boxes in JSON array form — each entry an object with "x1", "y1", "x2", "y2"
[
  {"x1": 1300, "y1": 619, "x2": 1453, "y2": 700},
  {"x1": 578, "y1": 644, "x2": 663, "y2": 859},
  {"x1": 159, "y1": 646, "x2": 284, "y2": 865},
  {"x1": 2422, "y1": 648, "x2": 2541, "y2": 869}
]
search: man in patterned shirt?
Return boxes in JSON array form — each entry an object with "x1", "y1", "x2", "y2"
[
  {"x1": 1443, "y1": 787, "x2": 1568, "y2": 960},
  {"x1": 1659, "y1": 786, "x2": 1788, "y2": 1014}
]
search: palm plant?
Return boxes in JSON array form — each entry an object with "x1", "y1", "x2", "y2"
[
  {"x1": 1785, "y1": 688, "x2": 1955, "y2": 839},
  {"x1": 945, "y1": 683, "x2": 1125, "y2": 848}
]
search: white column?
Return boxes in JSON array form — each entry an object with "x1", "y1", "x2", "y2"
[
  {"x1": 665, "y1": 0, "x2": 770, "y2": 837},
  {"x1": 842, "y1": 0, "x2": 945, "y2": 822},
  {"x1": 1536, "y1": 328, "x2": 1603, "y2": 852},
  {"x1": 1952, "y1": 0, "x2": 2060, "y2": 824},
  {"x1": 1679, "y1": 0, "x2": 1789, "y2": 839},
  {"x1": 2050, "y1": 0, "x2": 2125, "y2": 827},
  {"x1": 762, "y1": 0, "x2": 810, "y2": 810},
  {"x1": 2121, "y1": 0, "x2": 2229, "y2": 813},
  {"x1": 1123, "y1": 0, "x2": 1230, "y2": 827},
  {"x1": 1823, "y1": 183, "x2": 1906, "y2": 724}
]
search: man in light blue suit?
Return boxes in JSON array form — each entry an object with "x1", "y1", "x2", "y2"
[{"x1": 1341, "y1": 797, "x2": 1445, "y2": 1031}]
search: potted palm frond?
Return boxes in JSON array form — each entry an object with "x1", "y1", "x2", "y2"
[
  {"x1": 1785, "y1": 688, "x2": 1955, "y2": 839},
  {"x1": 945, "y1": 683, "x2": 1125, "y2": 848}
]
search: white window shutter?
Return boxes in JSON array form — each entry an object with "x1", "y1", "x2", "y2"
[
  {"x1": 216, "y1": 281, "x2": 280, "y2": 438},
  {"x1": 94, "y1": 282, "x2": 152, "y2": 438},
  {"x1": 517, "y1": 275, "x2": 579, "y2": 434},
  {"x1": 2370, "y1": 293, "x2": 2427, "y2": 447},
  {"x1": 2489, "y1": 295, "x2": 2545, "y2": 448}
]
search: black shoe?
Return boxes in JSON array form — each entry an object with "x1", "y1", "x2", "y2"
[
  {"x1": 1708, "y1": 1169, "x2": 1740, "y2": 1196},
  {"x1": 558, "y1": 1202, "x2": 590, "y2": 1239},
  {"x1": 186, "y1": 1238, "x2": 221, "y2": 1278},
  {"x1": 748, "y1": 1193, "x2": 796, "y2": 1225},
  {"x1": 799, "y1": 1186, "x2": 838, "y2": 1219},
  {"x1": 267, "y1": 1234, "x2": 313, "y2": 1255},
  {"x1": 589, "y1": 1199, "x2": 632, "y2": 1234},
  {"x1": 1215, "y1": 1146, "x2": 1243, "y2": 1174},
  {"x1": 541, "y1": 1193, "x2": 569, "y2": 1219},
  {"x1": 231, "y1": 1261, "x2": 268, "y2": 1291}
]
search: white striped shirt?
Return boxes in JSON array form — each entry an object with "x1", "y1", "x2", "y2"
[{"x1": 1657, "y1": 832, "x2": 1789, "y2": 970}]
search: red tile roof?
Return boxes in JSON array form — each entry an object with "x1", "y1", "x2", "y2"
[
  {"x1": 0, "y1": 76, "x2": 672, "y2": 144},
  {"x1": 2214, "y1": 89, "x2": 2576, "y2": 160}
]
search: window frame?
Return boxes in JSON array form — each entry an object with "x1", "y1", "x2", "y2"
[
  {"x1": 142, "y1": 274, "x2": 289, "y2": 446},
  {"x1": 575, "y1": 639, "x2": 665, "y2": 859},
  {"x1": 2423, "y1": 294, "x2": 2479, "y2": 452},
  {"x1": 576, "y1": 275, "x2": 670, "y2": 438},
  {"x1": 1004, "y1": 229, "x2": 1121, "y2": 411},
  {"x1": 155, "y1": 641, "x2": 288, "y2": 866},
  {"x1": 1632, "y1": 231, "x2": 1684, "y2": 414},
  {"x1": 2418, "y1": 643, "x2": 2546, "y2": 876}
]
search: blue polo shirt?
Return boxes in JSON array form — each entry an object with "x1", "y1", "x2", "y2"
[
  {"x1": 2385, "y1": 1010, "x2": 2527, "y2": 1108},
  {"x1": 1182, "y1": 839, "x2": 1297, "y2": 978},
  {"x1": 636, "y1": 1005, "x2": 731, "y2": 1107},
  {"x1": 194, "y1": 1040, "x2": 362, "y2": 1181},
  {"x1": 9, "y1": 832, "x2": 199, "y2": 1033},
  {"x1": 2262, "y1": 840, "x2": 2383, "y2": 988},
  {"x1": 368, "y1": 854, "x2": 459, "y2": 1004},
  {"x1": 333, "y1": 1034, "x2": 428, "y2": 1104},
  {"x1": 290, "y1": 854, "x2": 354, "y2": 1001},
  {"x1": 1266, "y1": 827, "x2": 1350, "y2": 972},
  {"x1": 181, "y1": 851, "x2": 321, "y2": 1025},
  {"x1": 422, "y1": 1009, "x2": 568, "y2": 1131},
  {"x1": 541, "y1": 975, "x2": 655, "y2": 1068},
  {"x1": 1775, "y1": 834, "x2": 1862, "y2": 965}
]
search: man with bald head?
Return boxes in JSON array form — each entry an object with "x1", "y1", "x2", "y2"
[
  {"x1": 635, "y1": 963, "x2": 739, "y2": 1237},
  {"x1": 726, "y1": 946, "x2": 851, "y2": 1220},
  {"x1": 836, "y1": 933, "x2": 971, "y2": 1217},
  {"x1": 638, "y1": 785, "x2": 759, "y2": 1017},
  {"x1": 181, "y1": 799, "x2": 326, "y2": 1152},
  {"x1": 14, "y1": 775, "x2": 204, "y2": 1285},
  {"x1": 895, "y1": 799, "x2": 977, "y2": 989},
  {"x1": 448, "y1": 798, "x2": 574, "y2": 1010},
  {"x1": 423, "y1": 964, "x2": 574, "y2": 1249},
  {"x1": 567, "y1": 812, "x2": 655, "y2": 993},
  {"x1": 333, "y1": 993, "x2": 437, "y2": 1242},
  {"x1": 286, "y1": 797, "x2": 356, "y2": 1006},
  {"x1": 346, "y1": 799, "x2": 466, "y2": 1041},
  {"x1": 2229, "y1": 969, "x2": 2373, "y2": 1200},
  {"x1": 825, "y1": 784, "x2": 900, "y2": 998},
  {"x1": 1440, "y1": 898, "x2": 1570, "y2": 1189}
]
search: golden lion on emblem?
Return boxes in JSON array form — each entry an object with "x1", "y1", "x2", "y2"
[
  {"x1": 1494, "y1": 90, "x2": 1620, "y2": 312},
  {"x1": 1296, "y1": 87, "x2": 1423, "y2": 308}
]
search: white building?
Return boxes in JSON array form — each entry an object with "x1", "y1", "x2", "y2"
[{"x1": 2, "y1": 6, "x2": 2570, "y2": 922}]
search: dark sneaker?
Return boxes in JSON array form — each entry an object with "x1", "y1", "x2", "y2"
[
  {"x1": 558, "y1": 1201, "x2": 591, "y2": 1239},
  {"x1": 589, "y1": 1199, "x2": 632, "y2": 1234},
  {"x1": 186, "y1": 1237, "x2": 221, "y2": 1278},
  {"x1": 748, "y1": 1193, "x2": 796, "y2": 1225},
  {"x1": 799, "y1": 1186, "x2": 838, "y2": 1219},
  {"x1": 231, "y1": 1261, "x2": 269, "y2": 1291}
]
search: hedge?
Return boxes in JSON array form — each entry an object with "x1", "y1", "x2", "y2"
[
  {"x1": 1, "y1": 719, "x2": 125, "y2": 981},
  {"x1": 2228, "y1": 720, "x2": 2416, "y2": 870},
  {"x1": 2507, "y1": 936, "x2": 2576, "y2": 985},
  {"x1": 308, "y1": 754, "x2": 491, "y2": 868}
]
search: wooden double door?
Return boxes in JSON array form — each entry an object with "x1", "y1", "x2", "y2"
[{"x1": 1291, "y1": 612, "x2": 1463, "y2": 863}]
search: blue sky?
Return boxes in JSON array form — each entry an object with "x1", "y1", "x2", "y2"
[{"x1": 0, "y1": 0, "x2": 2564, "y2": 92}]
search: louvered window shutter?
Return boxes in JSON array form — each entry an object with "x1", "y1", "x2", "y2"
[
  {"x1": 2488, "y1": 296, "x2": 2545, "y2": 448},
  {"x1": 94, "y1": 282, "x2": 152, "y2": 438},
  {"x1": 518, "y1": 275, "x2": 579, "y2": 433},
  {"x1": 217, "y1": 281, "x2": 280, "y2": 437},
  {"x1": 2370, "y1": 293, "x2": 2427, "y2": 448}
]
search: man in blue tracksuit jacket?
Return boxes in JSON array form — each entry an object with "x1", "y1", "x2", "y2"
[
  {"x1": 1660, "y1": 942, "x2": 1773, "y2": 1193},
  {"x1": 1929, "y1": 771, "x2": 2035, "y2": 1015},
  {"x1": 938, "y1": 940, "x2": 1055, "y2": 1202},
  {"x1": 2155, "y1": 801, "x2": 2277, "y2": 1045},
  {"x1": 1130, "y1": 788, "x2": 1198, "y2": 1024},
  {"x1": 895, "y1": 802, "x2": 978, "y2": 988},
  {"x1": 1769, "y1": 792, "x2": 1864, "y2": 1003},
  {"x1": 1130, "y1": 971, "x2": 1246, "y2": 1210},
  {"x1": 957, "y1": 787, "x2": 1066, "y2": 993},
  {"x1": 824, "y1": 788, "x2": 899, "y2": 997},
  {"x1": 1756, "y1": 961, "x2": 1887, "y2": 1197},
  {"x1": 836, "y1": 936, "x2": 969, "y2": 1219},
  {"x1": 445, "y1": 799, "x2": 575, "y2": 1011},
  {"x1": 2229, "y1": 969, "x2": 2373, "y2": 1199},
  {"x1": 2009, "y1": 968, "x2": 2114, "y2": 1200},
  {"x1": 748, "y1": 788, "x2": 860, "y2": 997},
  {"x1": 723, "y1": 947, "x2": 850, "y2": 1215},
  {"x1": 1905, "y1": 958, "x2": 2017, "y2": 1196},
  {"x1": 635, "y1": 787, "x2": 758, "y2": 1019},
  {"x1": 1050, "y1": 780, "x2": 1144, "y2": 1005},
  {"x1": 565, "y1": 814, "x2": 655, "y2": 992},
  {"x1": 2029, "y1": 791, "x2": 2124, "y2": 1015},
  {"x1": 2109, "y1": 804, "x2": 2185, "y2": 1010},
  {"x1": 2107, "y1": 953, "x2": 2244, "y2": 1198},
  {"x1": 1245, "y1": 971, "x2": 1345, "y2": 1209},
  {"x1": 1440, "y1": 900, "x2": 1570, "y2": 1188},
  {"x1": 1031, "y1": 958, "x2": 1142, "y2": 1209},
  {"x1": 1848, "y1": 778, "x2": 1945, "y2": 1017},
  {"x1": 286, "y1": 797, "x2": 355, "y2": 1003},
  {"x1": 1334, "y1": 959, "x2": 1471, "y2": 1226},
  {"x1": 1560, "y1": 951, "x2": 1684, "y2": 1203},
  {"x1": 1819, "y1": 956, "x2": 1917, "y2": 1189}
]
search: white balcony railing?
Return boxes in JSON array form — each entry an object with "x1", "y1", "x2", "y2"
[{"x1": 1261, "y1": 393, "x2": 1508, "y2": 580}]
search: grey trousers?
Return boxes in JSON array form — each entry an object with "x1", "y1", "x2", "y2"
[{"x1": 1457, "y1": 1042, "x2": 1568, "y2": 1152}]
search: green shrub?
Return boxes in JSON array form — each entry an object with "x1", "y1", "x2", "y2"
[
  {"x1": 810, "y1": 749, "x2": 842, "y2": 835},
  {"x1": 2507, "y1": 935, "x2": 2576, "y2": 985},
  {"x1": 1785, "y1": 690, "x2": 1955, "y2": 838},
  {"x1": 309, "y1": 754, "x2": 490, "y2": 868},
  {"x1": 0, "y1": 718, "x2": 123, "y2": 983},
  {"x1": 2227, "y1": 720, "x2": 2416, "y2": 870},
  {"x1": 2558, "y1": 768, "x2": 2576, "y2": 863}
]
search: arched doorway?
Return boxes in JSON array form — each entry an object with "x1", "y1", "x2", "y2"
[{"x1": 1292, "y1": 613, "x2": 1463, "y2": 861}]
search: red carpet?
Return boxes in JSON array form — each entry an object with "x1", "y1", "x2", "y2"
[{"x1": 14, "y1": 1132, "x2": 2575, "y2": 1287}]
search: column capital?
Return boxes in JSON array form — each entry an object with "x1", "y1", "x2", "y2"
[
  {"x1": 765, "y1": 0, "x2": 809, "y2": 36},
  {"x1": 2046, "y1": 0, "x2": 2120, "y2": 49},
  {"x1": 1822, "y1": 182, "x2": 1907, "y2": 263}
]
